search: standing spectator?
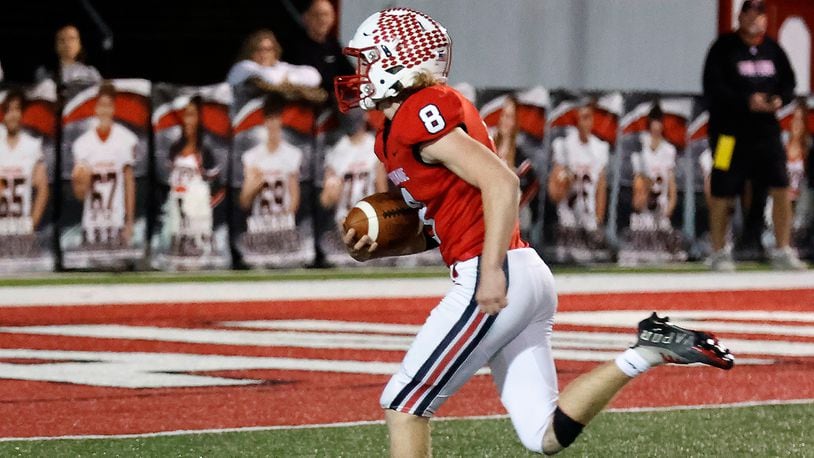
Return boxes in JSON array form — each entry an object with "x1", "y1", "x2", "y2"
[
  {"x1": 702, "y1": 0, "x2": 804, "y2": 271},
  {"x1": 287, "y1": 0, "x2": 354, "y2": 102},
  {"x1": 226, "y1": 29, "x2": 324, "y2": 105},
  {"x1": 35, "y1": 25, "x2": 102, "y2": 85}
]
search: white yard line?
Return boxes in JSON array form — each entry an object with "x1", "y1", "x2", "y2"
[
  {"x1": 0, "y1": 271, "x2": 813, "y2": 307},
  {"x1": 1, "y1": 398, "x2": 811, "y2": 442}
]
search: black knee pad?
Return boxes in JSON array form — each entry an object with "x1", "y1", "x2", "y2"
[{"x1": 552, "y1": 407, "x2": 584, "y2": 448}]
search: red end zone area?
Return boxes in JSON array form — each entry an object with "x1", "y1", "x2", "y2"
[{"x1": 0, "y1": 288, "x2": 813, "y2": 438}]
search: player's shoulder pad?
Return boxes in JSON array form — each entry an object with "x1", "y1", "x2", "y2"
[{"x1": 393, "y1": 85, "x2": 465, "y2": 147}]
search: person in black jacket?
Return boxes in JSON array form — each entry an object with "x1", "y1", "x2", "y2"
[
  {"x1": 286, "y1": 0, "x2": 354, "y2": 105},
  {"x1": 702, "y1": 0, "x2": 805, "y2": 271}
]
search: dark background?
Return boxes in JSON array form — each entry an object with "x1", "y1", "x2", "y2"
[{"x1": 0, "y1": 0, "x2": 324, "y2": 85}]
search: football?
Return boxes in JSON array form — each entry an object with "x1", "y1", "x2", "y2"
[{"x1": 343, "y1": 192, "x2": 422, "y2": 250}]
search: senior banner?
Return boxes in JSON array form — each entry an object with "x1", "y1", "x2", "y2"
[
  {"x1": 774, "y1": 97, "x2": 814, "y2": 258},
  {"x1": 150, "y1": 83, "x2": 232, "y2": 270},
  {"x1": 0, "y1": 80, "x2": 57, "y2": 272},
  {"x1": 230, "y1": 96, "x2": 316, "y2": 268},
  {"x1": 478, "y1": 86, "x2": 548, "y2": 247},
  {"x1": 59, "y1": 80, "x2": 150, "y2": 269},
  {"x1": 615, "y1": 95, "x2": 690, "y2": 265},
  {"x1": 543, "y1": 91, "x2": 621, "y2": 264}
]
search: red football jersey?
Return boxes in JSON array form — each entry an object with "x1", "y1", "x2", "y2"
[{"x1": 374, "y1": 85, "x2": 527, "y2": 266}]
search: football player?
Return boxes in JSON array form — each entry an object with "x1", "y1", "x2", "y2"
[
  {"x1": 239, "y1": 96, "x2": 302, "y2": 239},
  {"x1": 632, "y1": 105, "x2": 677, "y2": 221},
  {"x1": 71, "y1": 82, "x2": 137, "y2": 247},
  {"x1": 547, "y1": 101, "x2": 608, "y2": 231},
  {"x1": 336, "y1": 8, "x2": 735, "y2": 456},
  {"x1": 320, "y1": 111, "x2": 387, "y2": 261},
  {"x1": 0, "y1": 89, "x2": 49, "y2": 234}
]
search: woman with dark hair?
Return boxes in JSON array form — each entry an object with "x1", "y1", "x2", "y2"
[
  {"x1": 168, "y1": 96, "x2": 218, "y2": 182},
  {"x1": 165, "y1": 96, "x2": 222, "y2": 254},
  {"x1": 35, "y1": 25, "x2": 101, "y2": 85},
  {"x1": 493, "y1": 94, "x2": 519, "y2": 168}
]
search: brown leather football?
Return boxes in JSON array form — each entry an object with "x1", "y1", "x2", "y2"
[{"x1": 342, "y1": 192, "x2": 422, "y2": 250}]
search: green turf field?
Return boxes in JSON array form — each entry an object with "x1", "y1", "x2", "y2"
[{"x1": 3, "y1": 403, "x2": 810, "y2": 457}]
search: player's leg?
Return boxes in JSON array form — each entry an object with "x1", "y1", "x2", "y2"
[
  {"x1": 379, "y1": 256, "x2": 500, "y2": 457},
  {"x1": 539, "y1": 314, "x2": 734, "y2": 455},
  {"x1": 708, "y1": 152, "x2": 744, "y2": 270},
  {"x1": 381, "y1": 248, "x2": 555, "y2": 456},
  {"x1": 384, "y1": 409, "x2": 430, "y2": 458},
  {"x1": 487, "y1": 249, "x2": 558, "y2": 453}
]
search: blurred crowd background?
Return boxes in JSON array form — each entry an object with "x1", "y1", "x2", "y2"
[{"x1": 0, "y1": 0, "x2": 812, "y2": 272}]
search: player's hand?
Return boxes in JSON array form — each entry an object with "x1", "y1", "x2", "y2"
[
  {"x1": 476, "y1": 266, "x2": 508, "y2": 315},
  {"x1": 342, "y1": 227, "x2": 378, "y2": 262}
]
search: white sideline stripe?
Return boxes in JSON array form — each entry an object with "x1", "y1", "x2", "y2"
[
  {"x1": 1, "y1": 271, "x2": 814, "y2": 307},
  {"x1": 3, "y1": 324, "x2": 812, "y2": 358},
  {"x1": 4, "y1": 324, "x2": 812, "y2": 357},
  {"x1": 1, "y1": 398, "x2": 811, "y2": 442}
]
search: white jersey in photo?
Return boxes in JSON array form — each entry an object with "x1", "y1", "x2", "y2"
[
  {"x1": 324, "y1": 133, "x2": 378, "y2": 223},
  {"x1": 552, "y1": 129, "x2": 609, "y2": 229},
  {"x1": 242, "y1": 140, "x2": 302, "y2": 232},
  {"x1": 167, "y1": 153, "x2": 213, "y2": 239},
  {"x1": 72, "y1": 123, "x2": 137, "y2": 241},
  {"x1": 631, "y1": 134, "x2": 676, "y2": 215},
  {"x1": 0, "y1": 132, "x2": 43, "y2": 234}
]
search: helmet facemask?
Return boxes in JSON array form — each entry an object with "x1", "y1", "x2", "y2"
[{"x1": 334, "y1": 47, "x2": 381, "y2": 112}]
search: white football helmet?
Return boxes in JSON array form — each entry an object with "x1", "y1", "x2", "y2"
[{"x1": 334, "y1": 8, "x2": 452, "y2": 112}]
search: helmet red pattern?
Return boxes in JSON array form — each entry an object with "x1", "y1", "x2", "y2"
[{"x1": 334, "y1": 8, "x2": 452, "y2": 112}]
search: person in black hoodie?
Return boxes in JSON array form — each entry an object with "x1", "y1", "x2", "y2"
[{"x1": 702, "y1": 0, "x2": 804, "y2": 271}]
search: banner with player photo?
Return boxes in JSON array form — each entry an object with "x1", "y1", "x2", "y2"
[
  {"x1": 315, "y1": 110, "x2": 395, "y2": 267},
  {"x1": 59, "y1": 80, "x2": 150, "y2": 269},
  {"x1": 0, "y1": 81, "x2": 57, "y2": 272},
  {"x1": 773, "y1": 97, "x2": 814, "y2": 259},
  {"x1": 150, "y1": 83, "x2": 233, "y2": 270},
  {"x1": 478, "y1": 86, "x2": 548, "y2": 248},
  {"x1": 230, "y1": 96, "x2": 316, "y2": 268},
  {"x1": 542, "y1": 91, "x2": 621, "y2": 264},
  {"x1": 614, "y1": 94, "x2": 691, "y2": 266}
]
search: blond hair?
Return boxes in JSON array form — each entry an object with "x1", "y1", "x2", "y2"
[{"x1": 389, "y1": 71, "x2": 443, "y2": 104}]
